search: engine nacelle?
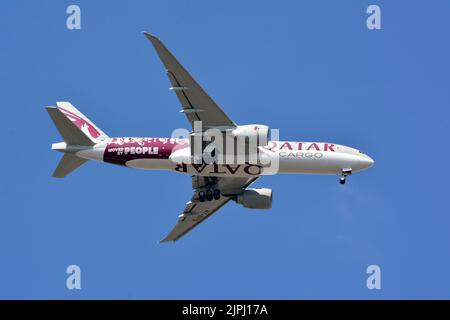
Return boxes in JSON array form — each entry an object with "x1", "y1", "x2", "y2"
[
  {"x1": 231, "y1": 124, "x2": 269, "y2": 146},
  {"x1": 236, "y1": 188, "x2": 273, "y2": 209}
]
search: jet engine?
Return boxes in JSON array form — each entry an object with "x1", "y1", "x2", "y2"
[
  {"x1": 236, "y1": 188, "x2": 273, "y2": 209},
  {"x1": 231, "y1": 124, "x2": 269, "y2": 146}
]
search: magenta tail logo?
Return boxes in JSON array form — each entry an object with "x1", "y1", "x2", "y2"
[{"x1": 59, "y1": 107, "x2": 101, "y2": 139}]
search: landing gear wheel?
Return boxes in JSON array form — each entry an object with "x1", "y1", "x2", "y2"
[
  {"x1": 339, "y1": 168, "x2": 351, "y2": 185},
  {"x1": 213, "y1": 189, "x2": 221, "y2": 200},
  {"x1": 198, "y1": 191, "x2": 206, "y2": 202},
  {"x1": 206, "y1": 190, "x2": 214, "y2": 201}
]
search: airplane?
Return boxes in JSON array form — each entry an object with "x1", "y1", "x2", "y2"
[{"x1": 46, "y1": 32, "x2": 374, "y2": 242}]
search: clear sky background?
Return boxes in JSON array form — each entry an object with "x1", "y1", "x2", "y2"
[{"x1": 1, "y1": 0, "x2": 450, "y2": 299}]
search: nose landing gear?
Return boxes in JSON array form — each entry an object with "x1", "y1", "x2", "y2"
[{"x1": 339, "y1": 168, "x2": 352, "y2": 185}]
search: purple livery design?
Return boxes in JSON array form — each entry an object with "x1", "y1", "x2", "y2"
[
  {"x1": 46, "y1": 32, "x2": 374, "y2": 242},
  {"x1": 105, "y1": 137, "x2": 184, "y2": 165}
]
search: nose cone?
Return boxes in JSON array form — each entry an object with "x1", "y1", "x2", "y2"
[{"x1": 360, "y1": 154, "x2": 375, "y2": 169}]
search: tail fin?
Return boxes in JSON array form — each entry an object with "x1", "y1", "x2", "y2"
[
  {"x1": 46, "y1": 101, "x2": 109, "y2": 145},
  {"x1": 47, "y1": 101, "x2": 108, "y2": 178}
]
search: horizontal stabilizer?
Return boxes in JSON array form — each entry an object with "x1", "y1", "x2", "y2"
[{"x1": 52, "y1": 154, "x2": 88, "y2": 178}]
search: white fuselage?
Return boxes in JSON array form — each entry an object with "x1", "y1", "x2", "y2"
[{"x1": 70, "y1": 138, "x2": 374, "y2": 178}]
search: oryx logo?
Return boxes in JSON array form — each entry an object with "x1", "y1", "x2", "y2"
[{"x1": 59, "y1": 107, "x2": 101, "y2": 139}]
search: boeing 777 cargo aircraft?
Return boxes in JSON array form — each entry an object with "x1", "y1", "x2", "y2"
[{"x1": 46, "y1": 32, "x2": 374, "y2": 242}]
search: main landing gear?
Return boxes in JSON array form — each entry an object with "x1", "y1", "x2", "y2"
[
  {"x1": 339, "y1": 168, "x2": 352, "y2": 185},
  {"x1": 198, "y1": 189, "x2": 221, "y2": 202}
]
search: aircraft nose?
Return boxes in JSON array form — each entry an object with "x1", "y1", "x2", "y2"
[{"x1": 360, "y1": 154, "x2": 374, "y2": 168}]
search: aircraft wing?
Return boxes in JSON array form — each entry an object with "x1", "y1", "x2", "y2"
[
  {"x1": 160, "y1": 176, "x2": 258, "y2": 242},
  {"x1": 143, "y1": 32, "x2": 236, "y2": 130}
]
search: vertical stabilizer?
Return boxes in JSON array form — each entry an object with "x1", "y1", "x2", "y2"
[
  {"x1": 55, "y1": 102, "x2": 109, "y2": 142},
  {"x1": 46, "y1": 107, "x2": 95, "y2": 146}
]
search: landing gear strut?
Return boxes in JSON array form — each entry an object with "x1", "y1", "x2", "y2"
[{"x1": 339, "y1": 168, "x2": 352, "y2": 185}]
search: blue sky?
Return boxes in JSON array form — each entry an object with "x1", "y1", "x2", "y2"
[{"x1": 1, "y1": 0, "x2": 450, "y2": 299}]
